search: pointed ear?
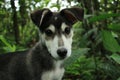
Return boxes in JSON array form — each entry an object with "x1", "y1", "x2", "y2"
[
  {"x1": 30, "y1": 9, "x2": 52, "y2": 27},
  {"x1": 60, "y1": 7, "x2": 84, "y2": 25}
]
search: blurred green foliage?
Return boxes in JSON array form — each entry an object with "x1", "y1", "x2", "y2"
[{"x1": 0, "y1": 0, "x2": 120, "y2": 80}]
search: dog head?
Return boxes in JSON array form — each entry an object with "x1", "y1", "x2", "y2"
[{"x1": 31, "y1": 7, "x2": 84, "y2": 60}]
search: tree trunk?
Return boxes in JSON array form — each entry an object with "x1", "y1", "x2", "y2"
[
  {"x1": 10, "y1": 0, "x2": 19, "y2": 44},
  {"x1": 19, "y1": 0, "x2": 27, "y2": 27}
]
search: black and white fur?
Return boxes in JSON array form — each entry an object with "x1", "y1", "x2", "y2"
[{"x1": 0, "y1": 7, "x2": 84, "y2": 80}]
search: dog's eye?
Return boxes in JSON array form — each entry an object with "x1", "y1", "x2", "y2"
[
  {"x1": 65, "y1": 27, "x2": 71, "y2": 34},
  {"x1": 45, "y1": 29, "x2": 53, "y2": 36}
]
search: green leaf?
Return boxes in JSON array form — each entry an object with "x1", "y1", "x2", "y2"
[
  {"x1": 101, "y1": 30, "x2": 120, "y2": 52},
  {"x1": 0, "y1": 35, "x2": 16, "y2": 52},
  {"x1": 64, "y1": 48, "x2": 90, "y2": 67},
  {"x1": 50, "y1": 3, "x2": 60, "y2": 10},
  {"x1": 89, "y1": 13, "x2": 120, "y2": 23},
  {"x1": 117, "y1": 77, "x2": 120, "y2": 80},
  {"x1": 0, "y1": 35, "x2": 10, "y2": 47},
  {"x1": 34, "y1": 0, "x2": 41, "y2": 2},
  {"x1": 108, "y1": 23, "x2": 120, "y2": 31},
  {"x1": 110, "y1": 53, "x2": 120, "y2": 64}
]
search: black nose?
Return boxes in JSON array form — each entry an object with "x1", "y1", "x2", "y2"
[{"x1": 57, "y1": 48, "x2": 67, "y2": 58}]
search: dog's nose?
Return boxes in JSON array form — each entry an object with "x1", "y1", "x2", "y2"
[{"x1": 57, "y1": 48, "x2": 67, "y2": 58}]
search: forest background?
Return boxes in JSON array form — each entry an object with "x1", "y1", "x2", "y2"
[{"x1": 0, "y1": 0, "x2": 120, "y2": 80}]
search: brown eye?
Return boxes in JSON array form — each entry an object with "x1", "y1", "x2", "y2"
[
  {"x1": 45, "y1": 29, "x2": 53, "y2": 36},
  {"x1": 65, "y1": 27, "x2": 71, "y2": 34}
]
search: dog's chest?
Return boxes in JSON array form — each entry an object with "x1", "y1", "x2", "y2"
[{"x1": 41, "y1": 61, "x2": 64, "y2": 80}]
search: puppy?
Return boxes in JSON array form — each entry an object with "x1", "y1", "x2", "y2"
[{"x1": 0, "y1": 7, "x2": 84, "y2": 80}]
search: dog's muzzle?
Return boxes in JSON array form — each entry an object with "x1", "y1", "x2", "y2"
[{"x1": 57, "y1": 48, "x2": 67, "y2": 59}]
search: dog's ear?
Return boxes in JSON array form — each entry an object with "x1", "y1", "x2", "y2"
[
  {"x1": 60, "y1": 7, "x2": 84, "y2": 25},
  {"x1": 31, "y1": 9, "x2": 52, "y2": 27}
]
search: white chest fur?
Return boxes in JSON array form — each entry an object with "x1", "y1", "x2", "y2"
[{"x1": 41, "y1": 61, "x2": 65, "y2": 80}]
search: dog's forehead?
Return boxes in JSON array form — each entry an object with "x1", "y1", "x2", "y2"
[
  {"x1": 40, "y1": 12, "x2": 71, "y2": 32},
  {"x1": 49, "y1": 13, "x2": 67, "y2": 29},
  {"x1": 49, "y1": 13, "x2": 69, "y2": 28}
]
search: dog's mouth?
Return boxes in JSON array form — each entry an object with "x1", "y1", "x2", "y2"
[{"x1": 54, "y1": 56, "x2": 67, "y2": 61}]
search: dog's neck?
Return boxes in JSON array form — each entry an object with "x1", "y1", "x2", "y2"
[{"x1": 28, "y1": 42, "x2": 64, "y2": 74}]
